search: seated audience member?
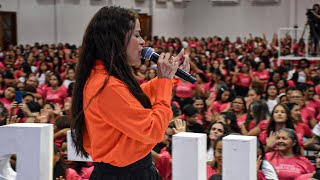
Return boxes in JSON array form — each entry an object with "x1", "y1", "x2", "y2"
[
  {"x1": 206, "y1": 122, "x2": 229, "y2": 163},
  {"x1": 257, "y1": 139, "x2": 278, "y2": 180},
  {"x1": 0, "y1": 85, "x2": 16, "y2": 111},
  {"x1": 232, "y1": 63, "x2": 252, "y2": 97},
  {"x1": 289, "y1": 89, "x2": 316, "y2": 128},
  {"x1": 53, "y1": 144, "x2": 66, "y2": 180},
  {"x1": 260, "y1": 104, "x2": 303, "y2": 153},
  {"x1": 152, "y1": 119, "x2": 186, "y2": 180},
  {"x1": 207, "y1": 135, "x2": 267, "y2": 180},
  {"x1": 265, "y1": 128, "x2": 315, "y2": 180},
  {"x1": 219, "y1": 111, "x2": 241, "y2": 134},
  {"x1": 208, "y1": 86, "x2": 235, "y2": 120},
  {"x1": 230, "y1": 96, "x2": 247, "y2": 127},
  {"x1": 54, "y1": 115, "x2": 71, "y2": 149},
  {"x1": 242, "y1": 100, "x2": 270, "y2": 136},
  {"x1": 286, "y1": 103, "x2": 312, "y2": 141},
  {"x1": 44, "y1": 72, "x2": 68, "y2": 107},
  {"x1": 183, "y1": 104, "x2": 205, "y2": 133},
  {"x1": 60, "y1": 141, "x2": 94, "y2": 180},
  {"x1": 264, "y1": 84, "x2": 279, "y2": 114},
  {"x1": 246, "y1": 87, "x2": 263, "y2": 108}
]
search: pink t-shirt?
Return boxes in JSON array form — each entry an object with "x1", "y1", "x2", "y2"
[
  {"x1": 155, "y1": 147, "x2": 172, "y2": 180},
  {"x1": 316, "y1": 85, "x2": 320, "y2": 97},
  {"x1": 265, "y1": 152, "x2": 314, "y2": 180},
  {"x1": 0, "y1": 98, "x2": 13, "y2": 112},
  {"x1": 211, "y1": 101, "x2": 230, "y2": 113},
  {"x1": 65, "y1": 166, "x2": 94, "y2": 180},
  {"x1": 305, "y1": 99, "x2": 320, "y2": 117},
  {"x1": 300, "y1": 106, "x2": 315, "y2": 125},
  {"x1": 254, "y1": 70, "x2": 270, "y2": 88},
  {"x1": 294, "y1": 173, "x2": 314, "y2": 180},
  {"x1": 254, "y1": 70, "x2": 270, "y2": 82},
  {"x1": 0, "y1": 62, "x2": 5, "y2": 72},
  {"x1": 236, "y1": 113, "x2": 247, "y2": 127},
  {"x1": 44, "y1": 86, "x2": 68, "y2": 107},
  {"x1": 206, "y1": 165, "x2": 218, "y2": 180},
  {"x1": 175, "y1": 80, "x2": 197, "y2": 98},
  {"x1": 248, "y1": 119, "x2": 269, "y2": 131},
  {"x1": 295, "y1": 122, "x2": 312, "y2": 139},
  {"x1": 235, "y1": 73, "x2": 251, "y2": 87},
  {"x1": 54, "y1": 136, "x2": 66, "y2": 149},
  {"x1": 202, "y1": 82, "x2": 215, "y2": 93}
]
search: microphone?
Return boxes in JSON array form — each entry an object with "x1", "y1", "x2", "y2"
[{"x1": 141, "y1": 47, "x2": 196, "y2": 84}]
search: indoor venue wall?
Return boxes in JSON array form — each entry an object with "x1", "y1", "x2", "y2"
[{"x1": 0, "y1": 0, "x2": 316, "y2": 45}]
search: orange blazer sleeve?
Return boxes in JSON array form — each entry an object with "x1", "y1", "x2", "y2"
[
  {"x1": 140, "y1": 77, "x2": 177, "y2": 104},
  {"x1": 98, "y1": 78, "x2": 173, "y2": 144}
]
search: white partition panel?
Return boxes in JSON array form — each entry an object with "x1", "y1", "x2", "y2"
[
  {"x1": 223, "y1": 135, "x2": 257, "y2": 180},
  {"x1": 172, "y1": 132, "x2": 206, "y2": 180},
  {"x1": 66, "y1": 130, "x2": 92, "y2": 162},
  {"x1": 0, "y1": 123, "x2": 53, "y2": 180}
]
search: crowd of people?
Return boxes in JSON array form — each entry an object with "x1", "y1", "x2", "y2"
[{"x1": 0, "y1": 32, "x2": 320, "y2": 179}]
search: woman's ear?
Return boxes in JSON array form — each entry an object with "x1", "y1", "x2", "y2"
[{"x1": 226, "y1": 119, "x2": 231, "y2": 125}]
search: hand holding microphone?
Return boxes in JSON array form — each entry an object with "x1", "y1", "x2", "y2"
[
  {"x1": 156, "y1": 52, "x2": 179, "y2": 80},
  {"x1": 141, "y1": 47, "x2": 196, "y2": 84}
]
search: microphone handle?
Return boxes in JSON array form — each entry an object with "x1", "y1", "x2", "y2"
[
  {"x1": 176, "y1": 68, "x2": 197, "y2": 84},
  {"x1": 150, "y1": 54, "x2": 196, "y2": 84}
]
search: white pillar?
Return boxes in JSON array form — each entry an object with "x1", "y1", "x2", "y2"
[
  {"x1": 0, "y1": 123, "x2": 53, "y2": 180},
  {"x1": 172, "y1": 132, "x2": 206, "y2": 180},
  {"x1": 66, "y1": 130, "x2": 92, "y2": 162},
  {"x1": 223, "y1": 135, "x2": 257, "y2": 180}
]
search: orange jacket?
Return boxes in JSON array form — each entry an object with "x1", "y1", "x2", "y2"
[{"x1": 83, "y1": 61, "x2": 173, "y2": 167}]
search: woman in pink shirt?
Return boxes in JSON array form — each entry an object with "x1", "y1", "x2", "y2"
[
  {"x1": 192, "y1": 96, "x2": 207, "y2": 126},
  {"x1": 151, "y1": 119, "x2": 186, "y2": 180},
  {"x1": 242, "y1": 100, "x2": 270, "y2": 136},
  {"x1": 232, "y1": 63, "x2": 253, "y2": 97},
  {"x1": 276, "y1": 79, "x2": 288, "y2": 94},
  {"x1": 207, "y1": 135, "x2": 267, "y2": 180},
  {"x1": 290, "y1": 89, "x2": 317, "y2": 128},
  {"x1": 253, "y1": 62, "x2": 270, "y2": 89},
  {"x1": 265, "y1": 128, "x2": 314, "y2": 180},
  {"x1": 260, "y1": 104, "x2": 295, "y2": 147},
  {"x1": 194, "y1": 72, "x2": 209, "y2": 99},
  {"x1": 230, "y1": 96, "x2": 247, "y2": 127},
  {"x1": 60, "y1": 142, "x2": 94, "y2": 180},
  {"x1": 286, "y1": 103, "x2": 312, "y2": 140},
  {"x1": 44, "y1": 72, "x2": 68, "y2": 107},
  {"x1": 302, "y1": 84, "x2": 320, "y2": 127},
  {"x1": 206, "y1": 122, "x2": 229, "y2": 164},
  {"x1": 202, "y1": 69, "x2": 224, "y2": 99},
  {"x1": 246, "y1": 87, "x2": 263, "y2": 108},
  {"x1": 173, "y1": 78, "x2": 197, "y2": 109},
  {"x1": 207, "y1": 135, "x2": 225, "y2": 179},
  {"x1": 208, "y1": 86, "x2": 235, "y2": 121},
  {"x1": 0, "y1": 85, "x2": 16, "y2": 112}
]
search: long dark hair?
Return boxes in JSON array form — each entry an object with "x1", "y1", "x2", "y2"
[
  {"x1": 265, "y1": 83, "x2": 279, "y2": 100},
  {"x1": 206, "y1": 122, "x2": 229, "y2": 150},
  {"x1": 215, "y1": 86, "x2": 234, "y2": 103},
  {"x1": 266, "y1": 103, "x2": 294, "y2": 136},
  {"x1": 244, "y1": 100, "x2": 270, "y2": 130},
  {"x1": 71, "y1": 6, "x2": 151, "y2": 157},
  {"x1": 220, "y1": 111, "x2": 240, "y2": 134}
]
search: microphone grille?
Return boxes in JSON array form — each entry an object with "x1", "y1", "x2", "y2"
[{"x1": 141, "y1": 47, "x2": 153, "y2": 60}]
